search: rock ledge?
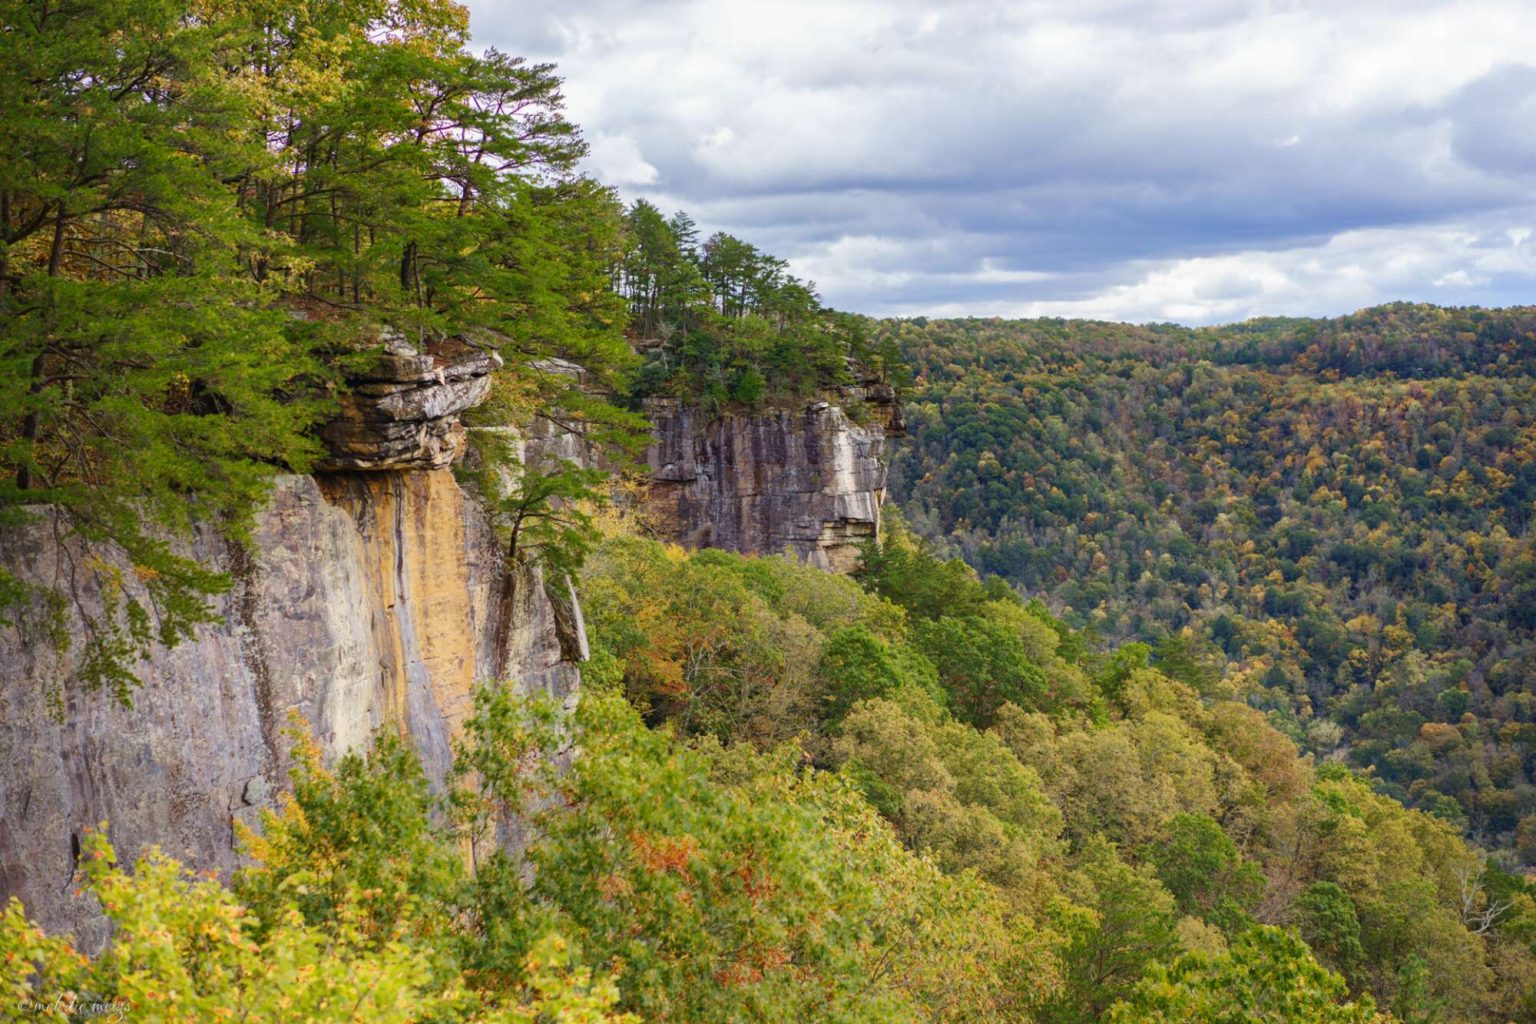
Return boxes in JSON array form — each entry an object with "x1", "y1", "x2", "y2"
[{"x1": 318, "y1": 332, "x2": 502, "y2": 471}]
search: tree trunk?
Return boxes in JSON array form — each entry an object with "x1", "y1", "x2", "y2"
[{"x1": 18, "y1": 208, "x2": 68, "y2": 489}]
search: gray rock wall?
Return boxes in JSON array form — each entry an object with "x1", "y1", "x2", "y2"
[
  {"x1": 642, "y1": 385, "x2": 902, "y2": 572},
  {"x1": 0, "y1": 470, "x2": 581, "y2": 945}
]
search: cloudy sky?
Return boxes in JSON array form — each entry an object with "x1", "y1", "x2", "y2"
[{"x1": 465, "y1": 0, "x2": 1536, "y2": 325}]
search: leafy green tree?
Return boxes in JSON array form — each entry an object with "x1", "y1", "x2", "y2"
[
  {"x1": 619, "y1": 199, "x2": 705, "y2": 339},
  {"x1": 1096, "y1": 643, "x2": 1151, "y2": 706},
  {"x1": 855, "y1": 519, "x2": 998, "y2": 623},
  {"x1": 915, "y1": 616, "x2": 1048, "y2": 727},
  {"x1": 1295, "y1": 882, "x2": 1366, "y2": 984},
  {"x1": 616, "y1": 203, "x2": 874, "y2": 409},
  {"x1": 1041, "y1": 837, "x2": 1180, "y2": 1023},
  {"x1": 578, "y1": 534, "x2": 793, "y2": 740},
  {"x1": 1151, "y1": 633, "x2": 1222, "y2": 694},
  {"x1": 0, "y1": 0, "x2": 331, "y2": 700},
  {"x1": 234, "y1": 722, "x2": 464, "y2": 944},
  {"x1": 491, "y1": 179, "x2": 638, "y2": 387},
  {"x1": 1149, "y1": 813, "x2": 1265, "y2": 933},
  {"x1": 833, "y1": 691, "x2": 1062, "y2": 896},
  {"x1": 1107, "y1": 926, "x2": 1393, "y2": 1023},
  {"x1": 815, "y1": 624, "x2": 941, "y2": 721}
]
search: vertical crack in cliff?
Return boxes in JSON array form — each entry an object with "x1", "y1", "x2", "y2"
[
  {"x1": 229, "y1": 541, "x2": 282, "y2": 774},
  {"x1": 388, "y1": 471, "x2": 411, "y2": 728},
  {"x1": 491, "y1": 554, "x2": 518, "y2": 682}
]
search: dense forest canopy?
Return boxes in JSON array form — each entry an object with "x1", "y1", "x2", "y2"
[
  {"x1": 883, "y1": 303, "x2": 1536, "y2": 856},
  {"x1": 579, "y1": 527, "x2": 1536, "y2": 1021}
]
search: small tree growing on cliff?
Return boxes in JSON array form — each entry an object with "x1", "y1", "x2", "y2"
[
  {"x1": 484, "y1": 451, "x2": 608, "y2": 581},
  {"x1": 460, "y1": 362, "x2": 647, "y2": 587}
]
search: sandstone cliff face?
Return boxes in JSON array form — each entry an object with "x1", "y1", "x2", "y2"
[
  {"x1": 643, "y1": 383, "x2": 903, "y2": 572},
  {"x1": 0, "y1": 470, "x2": 582, "y2": 945},
  {"x1": 0, "y1": 342, "x2": 903, "y2": 942}
]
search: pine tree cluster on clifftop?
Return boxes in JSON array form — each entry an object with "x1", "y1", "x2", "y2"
[
  {"x1": 614, "y1": 199, "x2": 903, "y2": 410},
  {"x1": 0, "y1": 0, "x2": 640, "y2": 697}
]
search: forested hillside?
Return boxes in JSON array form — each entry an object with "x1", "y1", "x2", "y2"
[
  {"x1": 577, "y1": 521, "x2": 1536, "y2": 1021},
  {"x1": 884, "y1": 304, "x2": 1536, "y2": 854},
  {"x1": 14, "y1": 523, "x2": 1536, "y2": 1022},
  {"x1": 5, "y1": 0, "x2": 1536, "y2": 1020}
]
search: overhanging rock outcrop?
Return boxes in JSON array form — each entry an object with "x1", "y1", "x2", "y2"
[{"x1": 317, "y1": 332, "x2": 502, "y2": 471}]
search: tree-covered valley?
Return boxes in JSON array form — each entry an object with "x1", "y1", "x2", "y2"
[
  {"x1": 884, "y1": 305, "x2": 1536, "y2": 857},
  {"x1": 3, "y1": 0, "x2": 1536, "y2": 1021}
]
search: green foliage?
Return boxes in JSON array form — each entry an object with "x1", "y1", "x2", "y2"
[
  {"x1": 1148, "y1": 813, "x2": 1264, "y2": 933},
  {"x1": 4, "y1": 681, "x2": 1047, "y2": 1022},
  {"x1": 511, "y1": 690, "x2": 1018, "y2": 1021},
  {"x1": 235, "y1": 721, "x2": 464, "y2": 944},
  {"x1": 1107, "y1": 926, "x2": 1392, "y2": 1023},
  {"x1": 1097, "y1": 642, "x2": 1151, "y2": 706},
  {"x1": 10, "y1": 524, "x2": 1536, "y2": 1020},
  {"x1": 0, "y1": 0, "x2": 637, "y2": 701},
  {"x1": 490, "y1": 178, "x2": 635, "y2": 383},
  {"x1": 815, "y1": 623, "x2": 943, "y2": 721},
  {"x1": 855, "y1": 514, "x2": 1002, "y2": 622},
  {"x1": 884, "y1": 307, "x2": 1536, "y2": 851},
  {"x1": 835, "y1": 691, "x2": 1063, "y2": 898},
  {"x1": 847, "y1": 517, "x2": 1088, "y2": 725},
  {"x1": 616, "y1": 200, "x2": 881, "y2": 409},
  {"x1": 1392, "y1": 956, "x2": 1446, "y2": 1024},
  {"x1": 579, "y1": 535, "x2": 801, "y2": 741},
  {"x1": 914, "y1": 614, "x2": 1049, "y2": 726},
  {"x1": 460, "y1": 435, "x2": 609, "y2": 582},
  {"x1": 579, "y1": 526, "x2": 1536, "y2": 1020},
  {"x1": 1296, "y1": 882, "x2": 1367, "y2": 983},
  {"x1": 1, "y1": 832, "x2": 634, "y2": 1024},
  {"x1": 1040, "y1": 837, "x2": 1180, "y2": 1022},
  {"x1": 0, "y1": 0, "x2": 332, "y2": 699}
]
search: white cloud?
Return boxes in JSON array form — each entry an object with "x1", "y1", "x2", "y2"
[
  {"x1": 584, "y1": 131, "x2": 660, "y2": 186},
  {"x1": 878, "y1": 216, "x2": 1536, "y2": 323},
  {"x1": 467, "y1": 0, "x2": 1536, "y2": 322}
]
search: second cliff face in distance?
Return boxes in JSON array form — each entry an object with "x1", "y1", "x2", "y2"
[{"x1": 642, "y1": 379, "x2": 903, "y2": 573}]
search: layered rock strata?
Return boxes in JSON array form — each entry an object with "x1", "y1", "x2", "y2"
[{"x1": 317, "y1": 332, "x2": 502, "y2": 471}]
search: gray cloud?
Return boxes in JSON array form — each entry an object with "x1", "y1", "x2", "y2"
[
  {"x1": 1446, "y1": 65, "x2": 1536, "y2": 180},
  {"x1": 466, "y1": 0, "x2": 1536, "y2": 323}
]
